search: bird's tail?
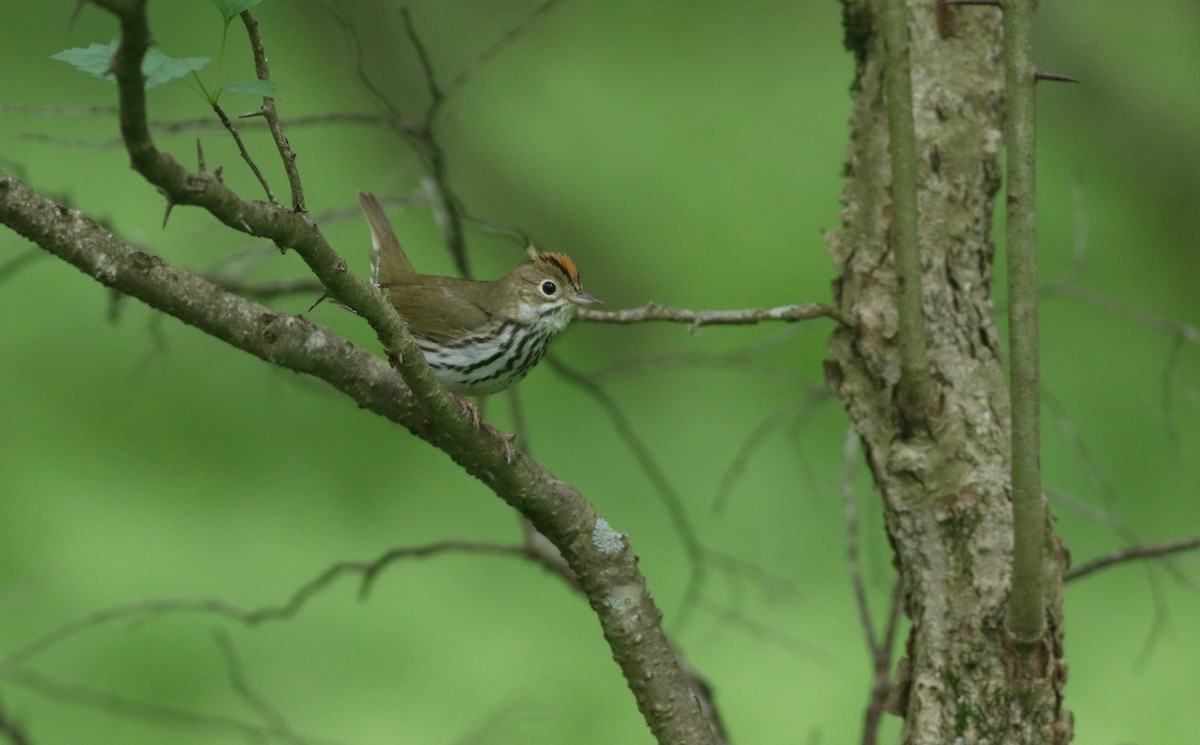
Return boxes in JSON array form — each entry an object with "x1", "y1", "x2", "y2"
[{"x1": 358, "y1": 192, "x2": 416, "y2": 284}]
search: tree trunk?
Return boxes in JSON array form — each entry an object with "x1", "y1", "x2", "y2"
[{"x1": 827, "y1": 1, "x2": 1072, "y2": 742}]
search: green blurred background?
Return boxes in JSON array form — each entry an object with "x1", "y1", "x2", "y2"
[{"x1": 2, "y1": 2, "x2": 1198, "y2": 743}]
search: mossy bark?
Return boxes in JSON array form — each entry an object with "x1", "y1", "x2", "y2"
[{"x1": 827, "y1": 1, "x2": 1071, "y2": 742}]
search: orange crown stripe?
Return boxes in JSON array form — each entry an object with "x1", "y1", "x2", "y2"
[{"x1": 540, "y1": 252, "x2": 581, "y2": 284}]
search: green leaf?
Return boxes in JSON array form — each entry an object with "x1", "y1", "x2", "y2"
[
  {"x1": 51, "y1": 41, "x2": 121, "y2": 81},
  {"x1": 52, "y1": 41, "x2": 209, "y2": 89},
  {"x1": 208, "y1": 0, "x2": 264, "y2": 24},
  {"x1": 221, "y1": 80, "x2": 278, "y2": 98},
  {"x1": 141, "y1": 49, "x2": 209, "y2": 88}
]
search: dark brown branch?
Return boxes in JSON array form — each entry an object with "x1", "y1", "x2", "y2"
[
  {"x1": 325, "y1": 2, "x2": 471, "y2": 277},
  {"x1": 863, "y1": 581, "x2": 904, "y2": 745},
  {"x1": 1065, "y1": 536, "x2": 1200, "y2": 582},
  {"x1": 546, "y1": 355, "x2": 708, "y2": 623},
  {"x1": 9, "y1": 3, "x2": 719, "y2": 739},
  {"x1": 6, "y1": 666, "x2": 339, "y2": 745},
  {"x1": 5, "y1": 539, "x2": 552, "y2": 668},
  {"x1": 841, "y1": 429, "x2": 878, "y2": 654},
  {"x1": 711, "y1": 390, "x2": 827, "y2": 513},
  {"x1": 578, "y1": 302, "x2": 849, "y2": 327},
  {"x1": 0, "y1": 246, "x2": 45, "y2": 283},
  {"x1": 441, "y1": 0, "x2": 569, "y2": 102},
  {"x1": 9, "y1": 112, "x2": 412, "y2": 149},
  {"x1": 212, "y1": 101, "x2": 276, "y2": 203},
  {"x1": 0, "y1": 169, "x2": 712, "y2": 745},
  {"x1": 206, "y1": 275, "x2": 324, "y2": 300},
  {"x1": 399, "y1": 6, "x2": 444, "y2": 122},
  {"x1": 211, "y1": 631, "x2": 301, "y2": 743},
  {"x1": 240, "y1": 9, "x2": 306, "y2": 212},
  {"x1": 0, "y1": 698, "x2": 33, "y2": 745},
  {"x1": 841, "y1": 427, "x2": 901, "y2": 745},
  {"x1": 1044, "y1": 282, "x2": 1200, "y2": 348}
]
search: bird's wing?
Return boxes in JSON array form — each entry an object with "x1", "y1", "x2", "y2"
[{"x1": 382, "y1": 280, "x2": 496, "y2": 342}]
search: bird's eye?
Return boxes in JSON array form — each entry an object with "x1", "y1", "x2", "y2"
[{"x1": 540, "y1": 280, "x2": 558, "y2": 296}]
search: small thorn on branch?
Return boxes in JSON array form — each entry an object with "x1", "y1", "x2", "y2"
[
  {"x1": 1034, "y1": 70, "x2": 1081, "y2": 84},
  {"x1": 157, "y1": 186, "x2": 176, "y2": 229}
]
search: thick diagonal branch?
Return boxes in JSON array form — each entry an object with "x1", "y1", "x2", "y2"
[{"x1": 0, "y1": 171, "x2": 714, "y2": 745}]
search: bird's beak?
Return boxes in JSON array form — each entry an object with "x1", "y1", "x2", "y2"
[{"x1": 570, "y1": 291, "x2": 602, "y2": 305}]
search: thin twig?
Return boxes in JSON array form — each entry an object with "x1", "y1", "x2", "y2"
[
  {"x1": 0, "y1": 247, "x2": 45, "y2": 283},
  {"x1": 212, "y1": 101, "x2": 276, "y2": 204},
  {"x1": 694, "y1": 598, "x2": 831, "y2": 662},
  {"x1": 711, "y1": 390, "x2": 827, "y2": 514},
  {"x1": 841, "y1": 428, "x2": 878, "y2": 654},
  {"x1": 862, "y1": 581, "x2": 904, "y2": 745},
  {"x1": 441, "y1": 0, "x2": 569, "y2": 103},
  {"x1": 347, "y1": 2, "x2": 472, "y2": 275},
  {"x1": 1043, "y1": 283, "x2": 1200, "y2": 347},
  {"x1": 399, "y1": 5, "x2": 444, "y2": 126},
  {"x1": 579, "y1": 302, "x2": 848, "y2": 328},
  {"x1": 0, "y1": 104, "x2": 119, "y2": 116},
  {"x1": 241, "y1": 10, "x2": 305, "y2": 212},
  {"x1": 1048, "y1": 489, "x2": 1188, "y2": 663},
  {"x1": 6, "y1": 666, "x2": 342, "y2": 745},
  {"x1": 546, "y1": 354, "x2": 708, "y2": 626},
  {"x1": 0, "y1": 697, "x2": 33, "y2": 745},
  {"x1": 207, "y1": 275, "x2": 324, "y2": 300},
  {"x1": 842, "y1": 425, "x2": 905, "y2": 745},
  {"x1": 212, "y1": 631, "x2": 306, "y2": 745},
  {"x1": 591, "y1": 350, "x2": 802, "y2": 386},
  {"x1": 5, "y1": 540, "x2": 535, "y2": 667},
  {"x1": 13, "y1": 113, "x2": 413, "y2": 149},
  {"x1": 1065, "y1": 536, "x2": 1200, "y2": 582}
]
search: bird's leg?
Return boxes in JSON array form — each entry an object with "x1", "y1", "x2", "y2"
[
  {"x1": 490, "y1": 429, "x2": 518, "y2": 464},
  {"x1": 452, "y1": 393, "x2": 483, "y2": 429},
  {"x1": 452, "y1": 394, "x2": 517, "y2": 463}
]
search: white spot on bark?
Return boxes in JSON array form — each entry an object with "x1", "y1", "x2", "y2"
[
  {"x1": 592, "y1": 517, "x2": 624, "y2": 555},
  {"x1": 95, "y1": 253, "x2": 116, "y2": 283}
]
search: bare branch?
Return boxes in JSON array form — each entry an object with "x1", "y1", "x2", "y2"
[
  {"x1": 212, "y1": 631, "x2": 306, "y2": 745},
  {"x1": 207, "y1": 275, "x2": 324, "y2": 300},
  {"x1": 546, "y1": 354, "x2": 708, "y2": 627},
  {"x1": 399, "y1": 5, "x2": 444, "y2": 124},
  {"x1": 241, "y1": 9, "x2": 306, "y2": 211},
  {"x1": 1065, "y1": 536, "x2": 1200, "y2": 583},
  {"x1": 211, "y1": 100, "x2": 276, "y2": 203},
  {"x1": 841, "y1": 428, "x2": 878, "y2": 655},
  {"x1": 862, "y1": 581, "x2": 904, "y2": 745},
  {"x1": 5, "y1": 539, "x2": 550, "y2": 668},
  {"x1": 578, "y1": 302, "x2": 848, "y2": 327},
  {"x1": 711, "y1": 390, "x2": 828, "y2": 514},
  {"x1": 441, "y1": 0, "x2": 570, "y2": 103},
  {"x1": 1043, "y1": 282, "x2": 1200, "y2": 348},
  {"x1": 5, "y1": 666, "x2": 342, "y2": 745},
  {"x1": 0, "y1": 697, "x2": 33, "y2": 745},
  {"x1": 9, "y1": 112, "x2": 412, "y2": 149},
  {"x1": 0, "y1": 170, "x2": 713, "y2": 745},
  {"x1": 841, "y1": 427, "x2": 903, "y2": 745},
  {"x1": 0, "y1": 246, "x2": 45, "y2": 283}
]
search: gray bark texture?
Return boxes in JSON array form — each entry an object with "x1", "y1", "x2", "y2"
[{"x1": 827, "y1": 2, "x2": 1072, "y2": 743}]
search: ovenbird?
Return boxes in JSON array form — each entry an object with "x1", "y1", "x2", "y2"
[{"x1": 359, "y1": 192, "x2": 600, "y2": 396}]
